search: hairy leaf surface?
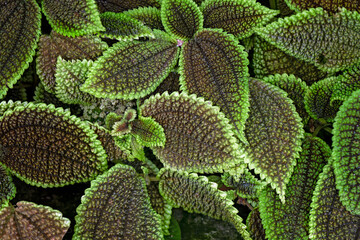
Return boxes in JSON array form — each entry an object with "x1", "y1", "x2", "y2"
[
  {"x1": 131, "y1": 116, "x2": 166, "y2": 147},
  {"x1": 0, "y1": 0, "x2": 41, "y2": 99},
  {"x1": 331, "y1": 62, "x2": 360, "y2": 103},
  {"x1": 246, "y1": 208, "x2": 266, "y2": 240},
  {"x1": 0, "y1": 166, "x2": 15, "y2": 209},
  {"x1": 0, "y1": 103, "x2": 107, "y2": 187},
  {"x1": 284, "y1": 0, "x2": 360, "y2": 13},
  {"x1": 95, "y1": 0, "x2": 161, "y2": 13},
  {"x1": 124, "y1": 7, "x2": 164, "y2": 30}
]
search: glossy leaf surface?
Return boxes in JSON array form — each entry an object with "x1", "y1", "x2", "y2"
[
  {"x1": 132, "y1": 116, "x2": 166, "y2": 147},
  {"x1": 124, "y1": 7, "x2": 164, "y2": 30},
  {"x1": 284, "y1": 0, "x2": 360, "y2": 13},
  {"x1": 0, "y1": 166, "x2": 15, "y2": 208},
  {"x1": 95, "y1": 0, "x2": 161, "y2": 13}
]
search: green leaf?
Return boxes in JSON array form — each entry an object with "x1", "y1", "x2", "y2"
[
  {"x1": 158, "y1": 168, "x2": 252, "y2": 240},
  {"x1": 124, "y1": 7, "x2": 164, "y2": 30},
  {"x1": 258, "y1": 134, "x2": 330, "y2": 239},
  {"x1": 130, "y1": 136, "x2": 146, "y2": 161},
  {"x1": 98, "y1": 12, "x2": 154, "y2": 40},
  {"x1": 0, "y1": 103, "x2": 108, "y2": 187},
  {"x1": 242, "y1": 78, "x2": 304, "y2": 203},
  {"x1": 0, "y1": 165, "x2": 15, "y2": 209},
  {"x1": 81, "y1": 30, "x2": 180, "y2": 100},
  {"x1": 284, "y1": 0, "x2": 360, "y2": 13},
  {"x1": 73, "y1": 164, "x2": 163, "y2": 240},
  {"x1": 36, "y1": 31, "x2": 108, "y2": 93},
  {"x1": 140, "y1": 91, "x2": 247, "y2": 174},
  {"x1": 0, "y1": 0, "x2": 41, "y2": 99},
  {"x1": 332, "y1": 88, "x2": 360, "y2": 215},
  {"x1": 131, "y1": 115, "x2": 166, "y2": 147},
  {"x1": 95, "y1": 0, "x2": 161, "y2": 13},
  {"x1": 256, "y1": 8, "x2": 360, "y2": 73},
  {"x1": 161, "y1": 0, "x2": 203, "y2": 40},
  {"x1": 0, "y1": 100, "x2": 29, "y2": 117},
  {"x1": 0, "y1": 201, "x2": 70, "y2": 240},
  {"x1": 246, "y1": 208, "x2": 266, "y2": 240},
  {"x1": 331, "y1": 62, "x2": 360, "y2": 103},
  {"x1": 200, "y1": 0, "x2": 279, "y2": 39},
  {"x1": 42, "y1": 0, "x2": 105, "y2": 37},
  {"x1": 309, "y1": 163, "x2": 360, "y2": 239},
  {"x1": 179, "y1": 28, "x2": 249, "y2": 143}
]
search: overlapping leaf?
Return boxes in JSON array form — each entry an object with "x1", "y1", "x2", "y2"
[
  {"x1": 124, "y1": 7, "x2": 164, "y2": 30},
  {"x1": 284, "y1": 0, "x2": 360, "y2": 13},
  {"x1": 73, "y1": 164, "x2": 163, "y2": 240},
  {"x1": 0, "y1": 0, "x2": 41, "y2": 99},
  {"x1": 200, "y1": 0, "x2": 279, "y2": 39},
  {"x1": 0, "y1": 201, "x2": 70, "y2": 240},
  {"x1": 95, "y1": 0, "x2": 161, "y2": 13},
  {"x1": 332, "y1": 88, "x2": 360, "y2": 215},
  {"x1": 0, "y1": 166, "x2": 15, "y2": 209},
  {"x1": 242, "y1": 78, "x2": 304, "y2": 202},
  {"x1": 81, "y1": 30, "x2": 180, "y2": 100},
  {"x1": 180, "y1": 28, "x2": 249, "y2": 143},
  {"x1": 258, "y1": 134, "x2": 330, "y2": 239},
  {"x1": 270, "y1": 0, "x2": 294, "y2": 17},
  {"x1": 158, "y1": 168, "x2": 251, "y2": 240},
  {"x1": 246, "y1": 208, "x2": 266, "y2": 240},
  {"x1": 42, "y1": 0, "x2": 105, "y2": 37},
  {"x1": 256, "y1": 8, "x2": 360, "y2": 73},
  {"x1": 140, "y1": 91, "x2": 247, "y2": 174},
  {"x1": 0, "y1": 103, "x2": 107, "y2": 187},
  {"x1": 131, "y1": 116, "x2": 166, "y2": 147},
  {"x1": 331, "y1": 62, "x2": 360, "y2": 103}
]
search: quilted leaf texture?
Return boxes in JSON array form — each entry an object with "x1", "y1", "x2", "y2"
[
  {"x1": 333, "y1": 88, "x2": 360, "y2": 215},
  {"x1": 81, "y1": 30, "x2": 180, "y2": 100},
  {"x1": 309, "y1": 163, "x2": 360, "y2": 239},
  {"x1": 284, "y1": 0, "x2": 360, "y2": 13},
  {"x1": 124, "y1": 7, "x2": 164, "y2": 30},
  {"x1": 0, "y1": 165, "x2": 15, "y2": 209},
  {"x1": 180, "y1": 28, "x2": 249, "y2": 143},
  {"x1": 0, "y1": 201, "x2": 70, "y2": 240},
  {"x1": 0, "y1": 0, "x2": 41, "y2": 99},
  {"x1": 256, "y1": 8, "x2": 360, "y2": 73},
  {"x1": 158, "y1": 168, "x2": 252, "y2": 240},
  {"x1": 331, "y1": 62, "x2": 360, "y2": 103},
  {"x1": 131, "y1": 115, "x2": 166, "y2": 147},
  {"x1": 95, "y1": 0, "x2": 161, "y2": 13},
  {"x1": 242, "y1": 78, "x2": 304, "y2": 203},
  {"x1": 258, "y1": 134, "x2": 330, "y2": 239},
  {"x1": 0, "y1": 103, "x2": 108, "y2": 187},
  {"x1": 73, "y1": 164, "x2": 163, "y2": 240},
  {"x1": 140, "y1": 91, "x2": 247, "y2": 174},
  {"x1": 246, "y1": 208, "x2": 266, "y2": 240},
  {"x1": 42, "y1": 0, "x2": 105, "y2": 37}
]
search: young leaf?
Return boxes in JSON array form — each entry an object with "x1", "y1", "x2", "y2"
[
  {"x1": 73, "y1": 164, "x2": 163, "y2": 240},
  {"x1": 161, "y1": 0, "x2": 203, "y2": 40},
  {"x1": 131, "y1": 115, "x2": 166, "y2": 147},
  {"x1": 284, "y1": 0, "x2": 360, "y2": 13},
  {"x1": 0, "y1": 201, "x2": 70, "y2": 240},
  {"x1": 42, "y1": 0, "x2": 105, "y2": 37},
  {"x1": 246, "y1": 208, "x2": 266, "y2": 240},
  {"x1": 0, "y1": 103, "x2": 108, "y2": 187},
  {"x1": 242, "y1": 78, "x2": 304, "y2": 203},
  {"x1": 179, "y1": 28, "x2": 249, "y2": 143},
  {"x1": 124, "y1": 7, "x2": 164, "y2": 30},
  {"x1": 256, "y1": 8, "x2": 360, "y2": 73},
  {"x1": 81, "y1": 30, "x2": 180, "y2": 100},
  {"x1": 200, "y1": 0, "x2": 279, "y2": 39},
  {"x1": 331, "y1": 62, "x2": 360, "y2": 103},
  {"x1": 140, "y1": 91, "x2": 247, "y2": 174},
  {"x1": 0, "y1": 0, "x2": 41, "y2": 99},
  {"x1": 332, "y1": 88, "x2": 360, "y2": 215},
  {"x1": 158, "y1": 168, "x2": 252, "y2": 240},
  {"x1": 0, "y1": 165, "x2": 15, "y2": 209},
  {"x1": 95, "y1": 0, "x2": 161, "y2": 13}
]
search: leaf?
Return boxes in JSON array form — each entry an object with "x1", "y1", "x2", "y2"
[
  {"x1": 242, "y1": 78, "x2": 304, "y2": 203},
  {"x1": 332, "y1": 88, "x2": 360, "y2": 215},
  {"x1": 73, "y1": 164, "x2": 163, "y2": 240},
  {"x1": 258, "y1": 134, "x2": 330, "y2": 239},
  {"x1": 246, "y1": 208, "x2": 266, "y2": 240},
  {"x1": 0, "y1": 201, "x2": 70, "y2": 240},
  {"x1": 179, "y1": 28, "x2": 249, "y2": 143},
  {"x1": 309, "y1": 163, "x2": 360, "y2": 239},
  {"x1": 0, "y1": 103, "x2": 107, "y2": 187},
  {"x1": 124, "y1": 7, "x2": 164, "y2": 30},
  {"x1": 331, "y1": 62, "x2": 360, "y2": 103},
  {"x1": 95, "y1": 0, "x2": 161, "y2": 13},
  {"x1": 0, "y1": 100, "x2": 29, "y2": 117},
  {"x1": 161, "y1": 0, "x2": 203, "y2": 40},
  {"x1": 158, "y1": 168, "x2": 252, "y2": 240},
  {"x1": 200, "y1": 0, "x2": 279, "y2": 39},
  {"x1": 256, "y1": 8, "x2": 360, "y2": 73},
  {"x1": 36, "y1": 31, "x2": 108, "y2": 93},
  {"x1": 81, "y1": 30, "x2": 180, "y2": 100},
  {"x1": 140, "y1": 91, "x2": 247, "y2": 174},
  {"x1": 284, "y1": 0, "x2": 360, "y2": 13},
  {"x1": 42, "y1": 0, "x2": 105, "y2": 37},
  {"x1": 0, "y1": 0, "x2": 41, "y2": 99},
  {"x1": 0, "y1": 165, "x2": 15, "y2": 209},
  {"x1": 131, "y1": 115, "x2": 166, "y2": 147}
]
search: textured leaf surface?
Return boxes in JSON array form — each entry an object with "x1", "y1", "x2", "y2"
[
  {"x1": 36, "y1": 31, "x2": 108, "y2": 93},
  {"x1": 161, "y1": 0, "x2": 203, "y2": 40},
  {"x1": 140, "y1": 92, "x2": 247, "y2": 174},
  {"x1": 284, "y1": 0, "x2": 360, "y2": 13},
  {"x1": 0, "y1": 0, "x2": 41, "y2": 99},
  {"x1": 0, "y1": 166, "x2": 15, "y2": 209},
  {"x1": 95, "y1": 0, "x2": 161, "y2": 13},
  {"x1": 257, "y1": 8, "x2": 360, "y2": 72},
  {"x1": 331, "y1": 62, "x2": 360, "y2": 103},
  {"x1": 333, "y1": 88, "x2": 360, "y2": 215},
  {"x1": 82, "y1": 30, "x2": 180, "y2": 100},
  {"x1": 0, "y1": 103, "x2": 107, "y2": 187},
  {"x1": 0, "y1": 201, "x2": 70, "y2": 240},
  {"x1": 180, "y1": 28, "x2": 249, "y2": 143},
  {"x1": 42, "y1": 0, "x2": 105, "y2": 37},
  {"x1": 73, "y1": 164, "x2": 163, "y2": 240},
  {"x1": 200, "y1": 0, "x2": 278, "y2": 39},
  {"x1": 158, "y1": 168, "x2": 251, "y2": 239},
  {"x1": 242, "y1": 78, "x2": 304, "y2": 202},
  {"x1": 309, "y1": 163, "x2": 360, "y2": 239},
  {"x1": 132, "y1": 116, "x2": 166, "y2": 147},
  {"x1": 124, "y1": 7, "x2": 164, "y2": 30},
  {"x1": 246, "y1": 208, "x2": 266, "y2": 240},
  {"x1": 259, "y1": 134, "x2": 330, "y2": 239}
]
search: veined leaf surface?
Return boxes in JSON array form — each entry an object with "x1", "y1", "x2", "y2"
[
  {"x1": 180, "y1": 28, "x2": 249, "y2": 143},
  {"x1": 131, "y1": 116, "x2": 166, "y2": 147},
  {"x1": 284, "y1": 0, "x2": 360, "y2": 13},
  {"x1": 0, "y1": 166, "x2": 15, "y2": 209},
  {"x1": 246, "y1": 208, "x2": 266, "y2": 240},
  {"x1": 82, "y1": 30, "x2": 180, "y2": 100},
  {"x1": 95, "y1": 0, "x2": 161, "y2": 13},
  {"x1": 0, "y1": 0, "x2": 41, "y2": 99},
  {"x1": 124, "y1": 7, "x2": 164, "y2": 30},
  {"x1": 331, "y1": 62, "x2": 360, "y2": 103}
]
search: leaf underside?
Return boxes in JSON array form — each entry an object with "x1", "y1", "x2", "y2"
[
  {"x1": 246, "y1": 208, "x2": 266, "y2": 240},
  {"x1": 284, "y1": 0, "x2": 360, "y2": 13},
  {"x1": 0, "y1": 0, "x2": 41, "y2": 99},
  {"x1": 331, "y1": 62, "x2": 360, "y2": 103},
  {"x1": 95, "y1": 0, "x2": 161, "y2": 13},
  {"x1": 0, "y1": 165, "x2": 15, "y2": 208},
  {"x1": 124, "y1": 7, "x2": 164, "y2": 31}
]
